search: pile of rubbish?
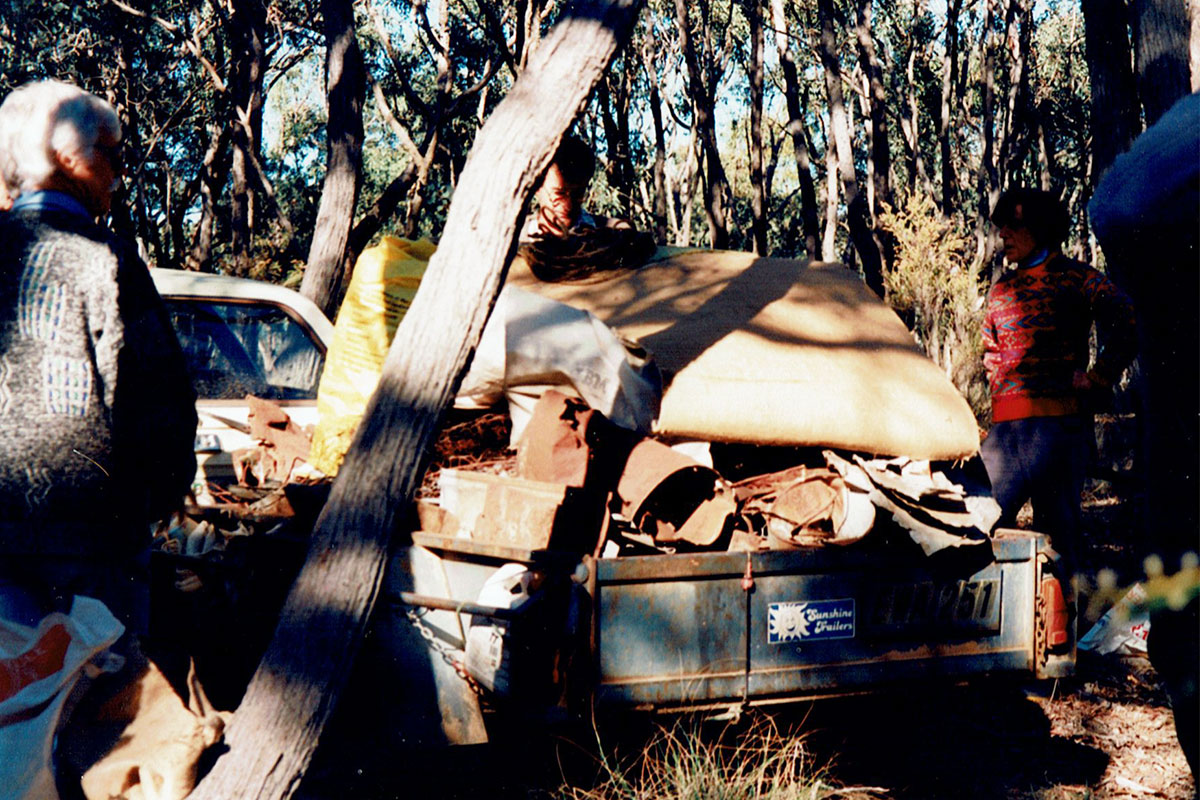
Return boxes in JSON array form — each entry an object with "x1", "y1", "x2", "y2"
[{"x1": 418, "y1": 390, "x2": 1000, "y2": 563}]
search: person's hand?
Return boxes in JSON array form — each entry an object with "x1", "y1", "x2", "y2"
[{"x1": 537, "y1": 205, "x2": 571, "y2": 238}]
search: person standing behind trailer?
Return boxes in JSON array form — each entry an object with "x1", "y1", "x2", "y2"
[
  {"x1": 979, "y1": 188, "x2": 1136, "y2": 579},
  {"x1": 0, "y1": 80, "x2": 196, "y2": 644}
]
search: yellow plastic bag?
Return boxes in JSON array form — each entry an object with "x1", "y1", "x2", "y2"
[{"x1": 309, "y1": 237, "x2": 433, "y2": 476}]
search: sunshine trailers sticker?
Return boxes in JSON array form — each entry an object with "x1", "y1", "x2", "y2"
[{"x1": 768, "y1": 599, "x2": 856, "y2": 643}]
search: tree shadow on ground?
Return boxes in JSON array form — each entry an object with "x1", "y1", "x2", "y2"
[{"x1": 794, "y1": 682, "x2": 1110, "y2": 799}]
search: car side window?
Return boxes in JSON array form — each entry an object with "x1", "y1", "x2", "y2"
[{"x1": 165, "y1": 299, "x2": 325, "y2": 401}]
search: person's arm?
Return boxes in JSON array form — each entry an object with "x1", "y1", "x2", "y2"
[{"x1": 1081, "y1": 268, "x2": 1138, "y2": 389}]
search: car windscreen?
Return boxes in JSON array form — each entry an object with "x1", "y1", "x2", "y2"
[{"x1": 165, "y1": 298, "x2": 325, "y2": 401}]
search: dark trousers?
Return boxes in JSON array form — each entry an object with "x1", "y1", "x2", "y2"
[{"x1": 981, "y1": 415, "x2": 1089, "y2": 577}]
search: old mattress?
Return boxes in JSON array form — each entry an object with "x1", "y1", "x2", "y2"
[{"x1": 506, "y1": 247, "x2": 979, "y2": 460}]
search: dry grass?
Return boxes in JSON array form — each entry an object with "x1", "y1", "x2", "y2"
[{"x1": 555, "y1": 712, "x2": 876, "y2": 800}]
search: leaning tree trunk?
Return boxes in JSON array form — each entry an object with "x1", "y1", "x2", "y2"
[
  {"x1": 300, "y1": 0, "x2": 366, "y2": 318},
  {"x1": 1082, "y1": 0, "x2": 1141, "y2": 183},
  {"x1": 187, "y1": 2, "x2": 643, "y2": 798},
  {"x1": 771, "y1": 0, "x2": 820, "y2": 259},
  {"x1": 1133, "y1": 0, "x2": 1192, "y2": 125},
  {"x1": 816, "y1": 0, "x2": 884, "y2": 296}
]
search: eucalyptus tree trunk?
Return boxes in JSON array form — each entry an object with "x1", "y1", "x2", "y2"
[
  {"x1": 974, "y1": 0, "x2": 1000, "y2": 269},
  {"x1": 641, "y1": 36, "x2": 669, "y2": 242},
  {"x1": 817, "y1": 0, "x2": 884, "y2": 295},
  {"x1": 300, "y1": 0, "x2": 365, "y2": 319},
  {"x1": 599, "y1": 68, "x2": 636, "y2": 218},
  {"x1": 996, "y1": 0, "x2": 1034, "y2": 186},
  {"x1": 674, "y1": 0, "x2": 731, "y2": 249},
  {"x1": 186, "y1": 125, "x2": 231, "y2": 271},
  {"x1": 856, "y1": 0, "x2": 892, "y2": 214},
  {"x1": 189, "y1": 3, "x2": 643, "y2": 798},
  {"x1": 771, "y1": 0, "x2": 820, "y2": 259},
  {"x1": 938, "y1": 0, "x2": 962, "y2": 210},
  {"x1": 227, "y1": 0, "x2": 267, "y2": 277},
  {"x1": 1133, "y1": 0, "x2": 1192, "y2": 125},
  {"x1": 746, "y1": 0, "x2": 768, "y2": 254},
  {"x1": 1083, "y1": 0, "x2": 1141, "y2": 182},
  {"x1": 823, "y1": 118, "x2": 838, "y2": 262}
]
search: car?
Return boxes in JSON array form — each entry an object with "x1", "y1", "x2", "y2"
[{"x1": 150, "y1": 268, "x2": 333, "y2": 487}]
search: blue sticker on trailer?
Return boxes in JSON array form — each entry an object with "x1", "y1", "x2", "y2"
[{"x1": 768, "y1": 599, "x2": 856, "y2": 643}]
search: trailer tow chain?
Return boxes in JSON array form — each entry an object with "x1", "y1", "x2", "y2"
[{"x1": 405, "y1": 608, "x2": 487, "y2": 696}]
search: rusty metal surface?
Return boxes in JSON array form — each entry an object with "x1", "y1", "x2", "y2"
[
  {"x1": 436, "y1": 469, "x2": 607, "y2": 552},
  {"x1": 615, "y1": 438, "x2": 735, "y2": 546}
]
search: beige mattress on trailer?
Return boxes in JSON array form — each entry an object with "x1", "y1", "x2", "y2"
[{"x1": 506, "y1": 247, "x2": 980, "y2": 461}]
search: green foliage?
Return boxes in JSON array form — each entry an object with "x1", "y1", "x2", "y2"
[
  {"x1": 880, "y1": 194, "x2": 989, "y2": 424},
  {"x1": 558, "y1": 713, "x2": 832, "y2": 800}
]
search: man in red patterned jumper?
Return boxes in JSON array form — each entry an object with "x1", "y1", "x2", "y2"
[{"x1": 980, "y1": 188, "x2": 1136, "y2": 579}]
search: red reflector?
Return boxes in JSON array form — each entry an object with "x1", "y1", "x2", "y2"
[{"x1": 1041, "y1": 577, "x2": 1069, "y2": 647}]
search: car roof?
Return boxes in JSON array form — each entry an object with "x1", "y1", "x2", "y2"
[{"x1": 150, "y1": 268, "x2": 335, "y2": 347}]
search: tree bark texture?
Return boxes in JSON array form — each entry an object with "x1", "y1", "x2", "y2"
[
  {"x1": 188, "y1": 3, "x2": 642, "y2": 798},
  {"x1": 997, "y1": 0, "x2": 1034, "y2": 187},
  {"x1": 227, "y1": 0, "x2": 267, "y2": 277},
  {"x1": 771, "y1": 0, "x2": 820, "y2": 259},
  {"x1": 1082, "y1": 0, "x2": 1141, "y2": 183},
  {"x1": 938, "y1": 0, "x2": 962, "y2": 210},
  {"x1": 300, "y1": 0, "x2": 366, "y2": 319},
  {"x1": 642, "y1": 36, "x2": 670, "y2": 243},
  {"x1": 975, "y1": 0, "x2": 1000, "y2": 269},
  {"x1": 816, "y1": 0, "x2": 884, "y2": 295},
  {"x1": 1133, "y1": 0, "x2": 1192, "y2": 125},
  {"x1": 674, "y1": 0, "x2": 731, "y2": 249},
  {"x1": 855, "y1": 0, "x2": 893, "y2": 215},
  {"x1": 746, "y1": 0, "x2": 767, "y2": 255}
]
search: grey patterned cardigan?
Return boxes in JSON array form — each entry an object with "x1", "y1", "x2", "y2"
[{"x1": 0, "y1": 202, "x2": 197, "y2": 557}]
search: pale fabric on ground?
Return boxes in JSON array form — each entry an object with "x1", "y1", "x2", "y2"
[{"x1": 507, "y1": 247, "x2": 980, "y2": 460}]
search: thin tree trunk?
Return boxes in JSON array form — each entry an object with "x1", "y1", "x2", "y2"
[
  {"x1": 1192, "y1": 0, "x2": 1200, "y2": 90},
  {"x1": 1082, "y1": 0, "x2": 1140, "y2": 183},
  {"x1": 642, "y1": 36, "x2": 669, "y2": 242},
  {"x1": 300, "y1": 0, "x2": 366, "y2": 318},
  {"x1": 817, "y1": 0, "x2": 884, "y2": 295},
  {"x1": 674, "y1": 0, "x2": 731, "y2": 249},
  {"x1": 1036, "y1": 104, "x2": 1056, "y2": 191},
  {"x1": 746, "y1": 0, "x2": 767, "y2": 255},
  {"x1": 1133, "y1": 0, "x2": 1192, "y2": 125},
  {"x1": 186, "y1": 125, "x2": 231, "y2": 271},
  {"x1": 975, "y1": 0, "x2": 1000, "y2": 270},
  {"x1": 856, "y1": 0, "x2": 892, "y2": 213},
  {"x1": 189, "y1": 3, "x2": 642, "y2": 798},
  {"x1": 938, "y1": 0, "x2": 962, "y2": 210},
  {"x1": 771, "y1": 0, "x2": 820, "y2": 259},
  {"x1": 823, "y1": 117, "x2": 839, "y2": 261},
  {"x1": 996, "y1": 0, "x2": 1033, "y2": 187},
  {"x1": 227, "y1": 0, "x2": 266, "y2": 277}
]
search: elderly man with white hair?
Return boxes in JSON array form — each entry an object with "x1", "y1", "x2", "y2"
[{"x1": 0, "y1": 80, "x2": 196, "y2": 644}]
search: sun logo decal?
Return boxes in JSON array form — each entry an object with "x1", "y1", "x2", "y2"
[{"x1": 768, "y1": 602, "x2": 811, "y2": 642}]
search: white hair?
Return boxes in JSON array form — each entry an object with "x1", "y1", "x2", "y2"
[{"x1": 0, "y1": 80, "x2": 121, "y2": 196}]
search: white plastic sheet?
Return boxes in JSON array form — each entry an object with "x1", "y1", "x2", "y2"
[{"x1": 0, "y1": 596, "x2": 123, "y2": 800}]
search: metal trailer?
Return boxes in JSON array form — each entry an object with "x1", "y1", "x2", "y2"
[{"x1": 366, "y1": 527, "x2": 1074, "y2": 747}]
